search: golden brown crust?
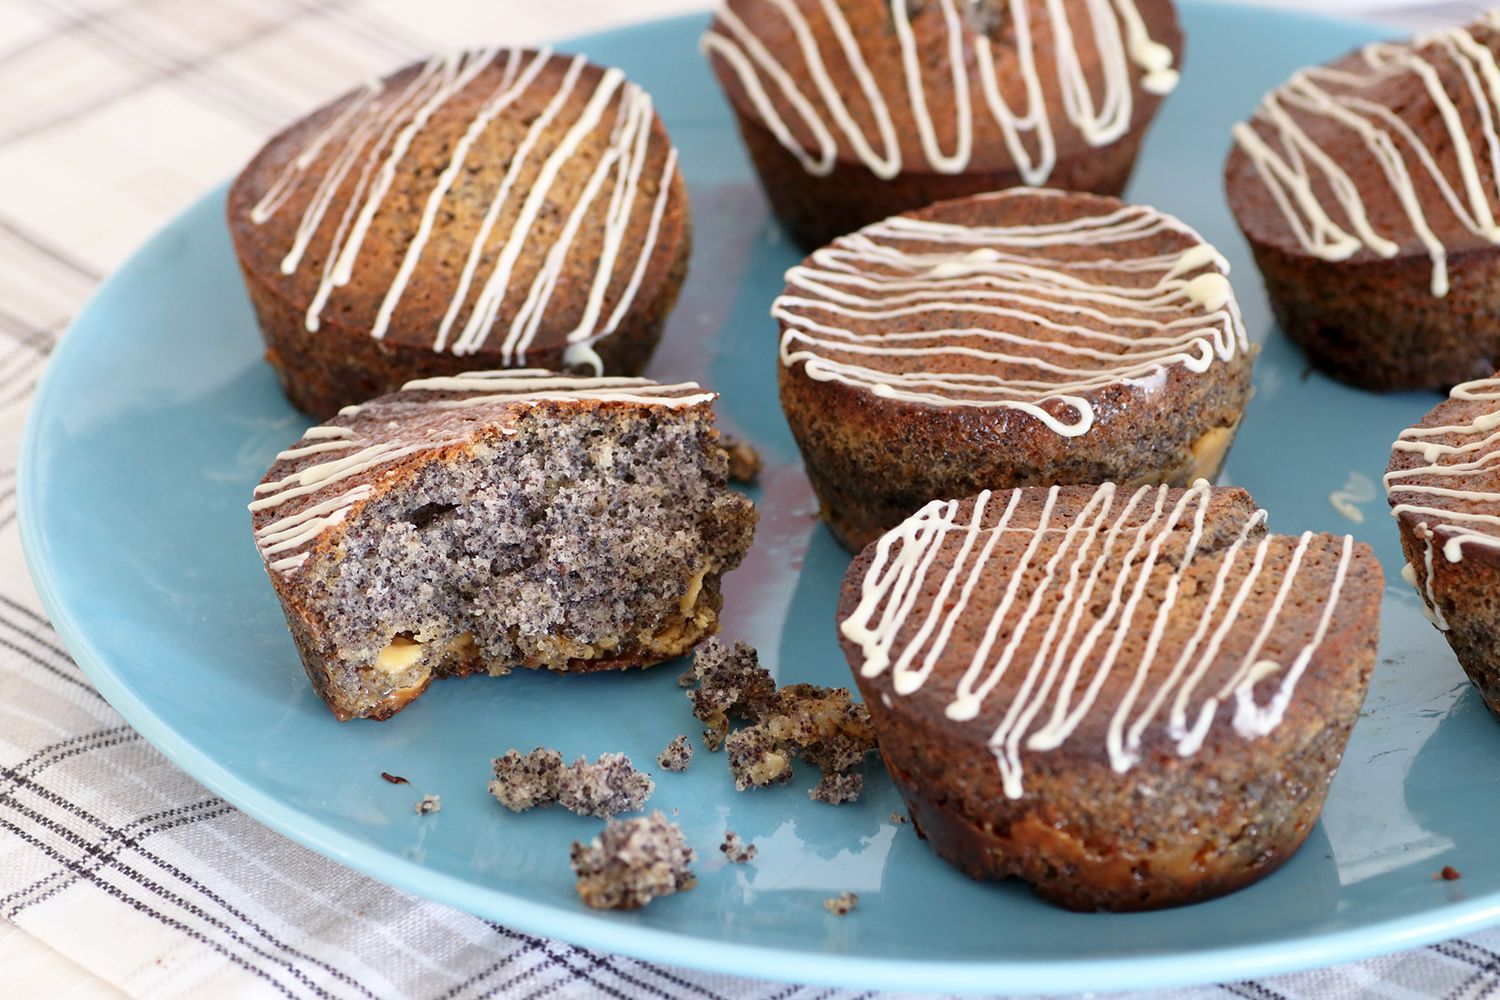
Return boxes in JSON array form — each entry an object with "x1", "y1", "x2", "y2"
[
  {"x1": 707, "y1": 0, "x2": 1182, "y2": 248},
  {"x1": 835, "y1": 486, "x2": 1383, "y2": 910},
  {"x1": 227, "y1": 51, "x2": 692, "y2": 418},
  {"x1": 776, "y1": 191, "x2": 1256, "y2": 552}
]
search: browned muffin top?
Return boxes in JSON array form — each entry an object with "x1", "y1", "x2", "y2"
[
  {"x1": 776, "y1": 189, "x2": 1249, "y2": 437},
  {"x1": 1386, "y1": 375, "x2": 1500, "y2": 624},
  {"x1": 838, "y1": 483, "x2": 1380, "y2": 798},
  {"x1": 227, "y1": 48, "x2": 685, "y2": 366},
  {"x1": 1226, "y1": 13, "x2": 1500, "y2": 297},
  {"x1": 702, "y1": 0, "x2": 1181, "y2": 179},
  {"x1": 248, "y1": 371, "x2": 714, "y2": 576}
]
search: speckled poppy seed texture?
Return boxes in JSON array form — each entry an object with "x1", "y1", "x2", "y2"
[{"x1": 252, "y1": 381, "x2": 757, "y2": 722}]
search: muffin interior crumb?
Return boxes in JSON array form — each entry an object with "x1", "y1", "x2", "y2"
[
  {"x1": 490, "y1": 748, "x2": 653, "y2": 818},
  {"x1": 657, "y1": 735, "x2": 694, "y2": 772},
  {"x1": 571, "y1": 812, "x2": 697, "y2": 910},
  {"x1": 823, "y1": 891, "x2": 858, "y2": 916},
  {"x1": 720, "y1": 831, "x2": 757, "y2": 864},
  {"x1": 687, "y1": 639, "x2": 878, "y2": 799}
]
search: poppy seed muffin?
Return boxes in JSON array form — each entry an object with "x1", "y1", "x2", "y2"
[
  {"x1": 228, "y1": 48, "x2": 691, "y2": 418},
  {"x1": 1386, "y1": 376, "x2": 1500, "y2": 718},
  {"x1": 778, "y1": 189, "x2": 1255, "y2": 552},
  {"x1": 249, "y1": 371, "x2": 757, "y2": 721},
  {"x1": 702, "y1": 0, "x2": 1182, "y2": 249},
  {"x1": 1226, "y1": 13, "x2": 1500, "y2": 391},
  {"x1": 838, "y1": 483, "x2": 1383, "y2": 911}
]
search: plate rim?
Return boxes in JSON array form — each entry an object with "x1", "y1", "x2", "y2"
[{"x1": 19, "y1": 4, "x2": 1500, "y2": 993}]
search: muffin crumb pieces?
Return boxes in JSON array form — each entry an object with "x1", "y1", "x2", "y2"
[
  {"x1": 571, "y1": 812, "x2": 696, "y2": 910},
  {"x1": 687, "y1": 641, "x2": 877, "y2": 796},
  {"x1": 823, "y1": 891, "x2": 858, "y2": 916},
  {"x1": 688, "y1": 639, "x2": 777, "y2": 750},
  {"x1": 889, "y1": 812, "x2": 908, "y2": 825},
  {"x1": 1439, "y1": 866, "x2": 1463, "y2": 882},
  {"x1": 380, "y1": 771, "x2": 409, "y2": 785},
  {"x1": 720, "y1": 831, "x2": 757, "y2": 864},
  {"x1": 559, "y1": 753, "x2": 655, "y2": 818},
  {"x1": 810, "y1": 771, "x2": 864, "y2": 805},
  {"x1": 490, "y1": 748, "x2": 653, "y2": 817},
  {"x1": 414, "y1": 794, "x2": 441, "y2": 815},
  {"x1": 720, "y1": 434, "x2": 762, "y2": 484},
  {"x1": 489, "y1": 748, "x2": 564, "y2": 812},
  {"x1": 657, "y1": 735, "x2": 694, "y2": 772}
]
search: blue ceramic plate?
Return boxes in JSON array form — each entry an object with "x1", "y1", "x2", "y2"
[{"x1": 20, "y1": 2, "x2": 1500, "y2": 993}]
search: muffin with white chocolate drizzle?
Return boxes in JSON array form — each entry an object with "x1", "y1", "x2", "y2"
[
  {"x1": 249, "y1": 371, "x2": 757, "y2": 722},
  {"x1": 228, "y1": 48, "x2": 690, "y2": 418},
  {"x1": 1226, "y1": 13, "x2": 1500, "y2": 390},
  {"x1": 777, "y1": 188, "x2": 1255, "y2": 552},
  {"x1": 838, "y1": 483, "x2": 1383, "y2": 911},
  {"x1": 702, "y1": 0, "x2": 1182, "y2": 249},
  {"x1": 1386, "y1": 376, "x2": 1500, "y2": 718}
]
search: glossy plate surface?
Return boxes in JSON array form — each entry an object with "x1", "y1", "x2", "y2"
[{"x1": 20, "y1": 3, "x2": 1500, "y2": 993}]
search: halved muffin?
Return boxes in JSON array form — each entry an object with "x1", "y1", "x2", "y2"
[{"x1": 250, "y1": 371, "x2": 757, "y2": 721}]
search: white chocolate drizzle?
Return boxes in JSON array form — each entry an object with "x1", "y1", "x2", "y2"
[
  {"x1": 1232, "y1": 13, "x2": 1500, "y2": 297},
  {"x1": 840, "y1": 483, "x2": 1356, "y2": 799},
  {"x1": 776, "y1": 191, "x2": 1248, "y2": 436},
  {"x1": 701, "y1": 0, "x2": 1178, "y2": 184},
  {"x1": 1385, "y1": 376, "x2": 1500, "y2": 628},
  {"x1": 248, "y1": 49, "x2": 679, "y2": 366},
  {"x1": 250, "y1": 371, "x2": 715, "y2": 574}
]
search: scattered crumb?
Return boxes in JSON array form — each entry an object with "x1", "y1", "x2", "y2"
[
  {"x1": 677, "y1": 667, "x2": 696, "y2": 688},
  {"x1": 726, "y1": 682, "x2": 877, "y2": 796},
  {"x1": 824, "y1": 891, "x2": 858, "y2": 916},
  {"x1": 720, "y1": 831, "x2": 757, "y2": 863},
  {"x1": 489, "y1": 748, "x2": 564, "y2": 812},
  {"x1": 657, "y1": 735, "x2": 694, "y2": 772},
  {"x1": 559, "y1": 753, "x2": 655, "y2": 818},
  {"x1": 414, "y1": 794, "x2": 441, "y2": 815},
  {"x1": 380, "y1": 771, "x2": 409, "y2": 785},
  {"x1": 811, "y1": 771, "x2": 864, "y2": 805},
  {"x1": 489, "y1": 749, "x2": 653, "y2": 817},
  {"x1": 889, "y1": 812, "x2": 908, "y2": 825},
  {"x1": 720, "y1": 434, "x2": 762, "y2": 484},
  {"x1": 688, "y1": 639, "x2": 777, "y2": 751},
  {"x1": 571, "y1": 812, "x2": 696, "y2": 910},
  {"x1": 1438, "y1": 866, "x2": 1463, "y2": 882},
  {"x1": 686, "y1": 641, "x2": 878, "y2": 797}
]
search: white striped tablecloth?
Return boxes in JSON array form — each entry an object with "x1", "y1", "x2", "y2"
[{"x1": 4, "y1": 0, "x2": 1500, "y2": 997}]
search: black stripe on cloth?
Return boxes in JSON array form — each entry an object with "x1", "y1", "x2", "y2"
[
  {"x1": 1436, "y1": 939, "x2": 1500, "y2": 999},
  {"x1": 303, "y1": 0, "x2": 441, "y2": 61},
  {"x1": 0, "y1": 795, "x2": 344, "y2": 998},
  {"x1": 0, "y1": 212, "x2": 103, "y2": 282},
  {"x1": 1, "y1": 0, "x2": 338, "y2": 149},
  {"x1": 5, "y1": 799, "x2": 236, "y2": 916},
  {"x1": 444, "y1": 933, "x2": 560, "y2": 1000},
  {"x1": 498, "y1": 921, "x2": 736, "y2": 1000},
  {"x1": 25, "y1": 0, "x2": 299, "y2": 127},
  {"x1": 0, "y1": 725, "x2": 137, "y2": 784},
  {"x1": 0, "y1": 809, "x2": 302, "y2": 999},
  {"x1": 0, "y1": 302, "x2": 60, "y2": 355},
  {"x1": 0, "y1": 773, "x2": 381, "y2": 1000},
  {"x1": 488, "y1": 925, "x2": 649, "y2": 1000},
  {"x1": 0, "y1": 629, "x2": 107, "y2": 701},
  {"x1": 1223, "y1": 982, "x2": 1291, "y2": 1000},
  {"x1": 0, "y1": 592, "x2": 57, "y2": 631},
  {"x1": 0, "y1": 598, "x2": 75, "y2": 667}
]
